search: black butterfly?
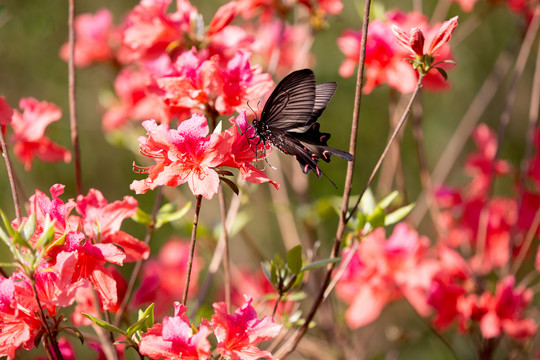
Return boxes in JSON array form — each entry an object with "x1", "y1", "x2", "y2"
[{"x1": 252, "y1": 69, "x2": 353, "y2": 187}]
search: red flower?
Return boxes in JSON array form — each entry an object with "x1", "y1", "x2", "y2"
[
  {"x1": 139, "y1": 302, "x2": 212, "y2": 360},
  {"x1": 9, "y1": 98, "x2": 71, "y2": 170},
  {"x1": 336, "y1": 223, "x2": 439, "y2": 328},
  {"x1": 131, "y1": 112, "x2": 277, "y2": 199},
  {"x1": 391, "y1": 16, "x2": 458, "y2": 59},
  {"x1": 59, "y1": 9, "x2": 117, "y2": 67},
  {"x1": 211, "y1": 295, "x2": 281, "y2": 360},
  {"x1": 0, "y1": 96, "x2": 13, "y2": 128},
  {"x1": 75, "y1": 189, "x2": 149, "y2": 262},
  {"x1": 133, "y1": 238, "x2": 202, "y2": 316},
  {"x1": 0, "y1": 276, "x2": 42, "y2": 359}
]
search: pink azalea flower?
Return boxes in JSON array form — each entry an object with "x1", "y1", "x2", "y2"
[
  {"x1": 9, "y1": 97, "x2": 71, "y2": 170},
  {"x1": 130, "y1": 114, "x2": 227, "y2": 199},
  {"x1": 75, "y1": 188, "x2": 149, "y2": 262},
  {"x1": 59, "y1": 9, "x2": 117, "y2": 67},
  {"x1": 208, "y1": 1, "x2": 238, "y2": 36},
  {"x1": 59, "y1": 232, "x2": 126, "y2": 310},
  {"x1": 336, "y1": 223, "x2": 439, "y2": 328},
  {"x1": 391, "y1": 15, "x2": 458, "y2": 59},
  {"x1": 130, "y1": 112, "x2": 276, "y2": 199},
  {"x1": 133, "y1": 238, "x2": 202, "y2": 316},
  {"x1": 157, "y1": 49, "x2": 273, "y2": 117},
  {"x1": 338, "y1": 19, "x2": 417, "y2": 94},
  {"x1": 103, "y1": 66, "x2": 171, "y2": 131},
  {"x1": 0, "y1": 276, "x2": 42, "y2": 359},
  {"x1": 139, "y1": 302, "x2": 212, "y2": 360},
  {"x1": 0, "y1": 96, "x2": 13, "y2": 128},
  {"x1": 469, "y1": 277, "x2": 536, "y2": 340},
  {"x1": 211, "y1": 295, "x2": 281, "y2": 360}
]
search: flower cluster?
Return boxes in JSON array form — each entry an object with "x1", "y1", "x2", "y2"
[
  {"x1": 337, "y1": 123, "x2": 539, "y2": 343},
  {"x1": 130, "y1": 111, "x2": 279, "y2": 199},
  {"x1": 338, "y1": 10, "x2": 457, "y2": 93},
  {"x1": 139, "y1": 296, "x2": 281, "y2": 360}
]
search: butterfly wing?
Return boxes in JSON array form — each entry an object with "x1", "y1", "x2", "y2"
[{"x1": 259, "y1": 69, "x2": 316, "y2": 132}]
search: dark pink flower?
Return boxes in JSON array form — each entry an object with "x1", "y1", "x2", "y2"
[
  {"x1": 59, "y1": 232, "x2": 126, "y2": 310},
  {"x1": 131, "y1": 112, "x2": 276, "y2": 199},
  {"x1": 103, "y1": 66, "x2": 171, "y2": 131},
  {"x1": 477, "y1": 277, "x2": 536, "y2": 340},
  {"x1": 133, "y1": 238, "x2": 202, "y2": 316},
  {"x1": 9, "y1": 97, "x2": 71, "y2": 170},
  {"x1": 0, "y1": 96, "x2": 13, "y2": 127},
  {"x1": 139, "y1": 302, "x2": 212, "y2": 360},
  {"x1": 0, "y1": 276, "x2": 42, "y2": 359},
  {"x1": 59, "y1": 9, "x2": 117, "y2": 67},
  {"x1": 75, "y1": 189, "x2": 149, "y2": 262},
  {"x1": 211, "y1": 295, "x2": 281, "y2": 360},
  {"x1": 336, "y1": 223, "x2": 439, "y2": 328}
]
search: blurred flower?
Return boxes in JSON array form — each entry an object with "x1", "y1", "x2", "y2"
[
  {"x1": 0, "y1": 96, "x2": 13, "y2": 130},
  {"x1": 336, "y1": 223, "x2": 439, "y2": 329},
  {"x1": 9, "y1": 98, "x2": 71, "y2": 171},
  {"x1": 59, "y1": 9, "x2": 118, "y2": 67},
  {"x1": 211, "y1": 295, "x2": 281, "y2": 360},
  {"x1": 133, "y1": 238, "x2": 201, "y2": 316},
  {"x1": 139, "y1": 302, "x2": 212, "y2": 360}
]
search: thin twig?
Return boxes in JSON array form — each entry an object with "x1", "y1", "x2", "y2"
[
  {"x1": 0, "y1": 129, "x2": 22, "y2": 223},
  {"x1": 68, "y1": 0, "x2": 82, "y2": 195},
  {"x1": 218, "y1": 185, "x2": 231, "y2": 313},
  {"x1": 182, "y1": 195, "x2": 203, "y2": 305},
  {"x1": 113, "y1": 188, "x2": 162, "y2": 327},
  {"x1": 31, "y1": 277, "x2": 63, "y2": 360}
]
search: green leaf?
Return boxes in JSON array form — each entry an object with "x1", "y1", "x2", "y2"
[
  {"x1": 286, "y1": 245, "x2": 303, "y2": 274},
  {"x1": 385, "y1": 203, "x2": 415, "y2": 226},
  {"x1": 355, "y1": 212, "x2": 367, "y2": 232},
  {"x1": 81, "y1": 313, "x2": 125, "y2": 335},
  {"x1": 359, "y1": 188, "x2": 376, "y2": 214},
  {"x1": 139, "y1": 303, "x2": 155, "y2": 330},
  {"x1": 0, "y1": 224, "x2": 11, "y2": 248},
  {"x1": 367, "y1": 206, "x2": 385, "y2": 229},
  {"x1": 126, "y1": 314, "x2": 150, "y2": 339},
  {"x1": 300, "y1": 257, "x2": 342, "y2": 272},
  {"x1": 131, "y1": 208, "x2": 153, "y2": 227},
  {"x1": 60, "y1": 326, "x2": 85, "y2": 345},
  {"x1": 21, "y1": 213, "x2": 36, "y2": 241},
  {"x1": 155, "y1": 201, "x2": 191, "y2": 228},
  {"x1": 378, "y1": 191, "x2": 399, "y2": 210}
]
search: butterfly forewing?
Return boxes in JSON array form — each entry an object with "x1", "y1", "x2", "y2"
[{"x1": 259, "y1": 69, "x2": 316, "y2": 132}]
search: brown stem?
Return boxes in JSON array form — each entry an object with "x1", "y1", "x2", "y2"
[
  {"x1": 113, "y1": 188, "x2": 162, "y2": 327},
  {"x1": 274, "y1": 0, "x2": 373, "y2": 355},
  {"x1": 0, "y1": 129, "x2": 22, "y2": 224},
  {"x1": 218, "y1": 185, "x2": 231, "y2": 313},
  {"x1": 182, "y1": 195, "x2": 203, "y2": 305},
  {"x1": 68, "y1": 0, "x2": 82, "y2": 195}
]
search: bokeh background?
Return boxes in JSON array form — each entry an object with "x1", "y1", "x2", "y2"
[{"x1": 0, "y1": 0, "x2": 536, "y2": 359}]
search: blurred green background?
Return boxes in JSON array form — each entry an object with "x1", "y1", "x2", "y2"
[{"x1": 0, "y1": 0, "x2": 536, "y2": 359}]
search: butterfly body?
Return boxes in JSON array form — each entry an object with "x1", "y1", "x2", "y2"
[{"x1": 253, "y1": 69, "x2": 353, "y2": 185}]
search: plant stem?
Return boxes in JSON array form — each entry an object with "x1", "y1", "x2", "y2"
[
  {"x1": 113, "y1": 188, "x2": 162, "y2": 327},
  {"x1": 182, "y1": 195, "x2": 202, "y2": 305},
  {"x1": 0, "y1": 129, "x2": 22, "y2": 224},
  {"x1": 68, "y1": 0, "x2": 83, "y2": 195}
]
